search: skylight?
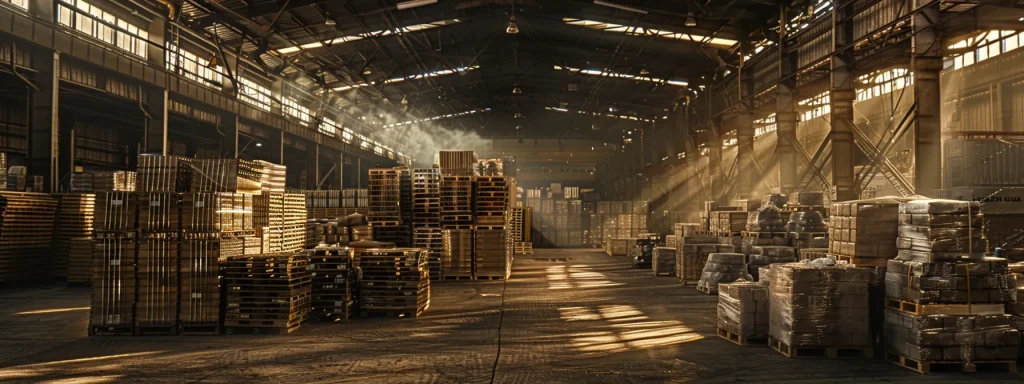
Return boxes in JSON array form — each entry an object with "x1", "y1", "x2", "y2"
[
  {"x1": 563, "y1": 18, "x2": 737, "y2": 48},
  {"x1": 544, "y1": 106, "x2": 660, "y2": 123},
  {"x1": 277, "y1": 19, "x2": 461, "y2": 54},
  {"x1": 332, "y1": 65, "x2": 480, "y2": 92},
  {"x1": 553, "y1": 65, "x2": 687, "y2": 87},
  {"x1": 383, "y1": 108, "x2": 491, "y2": 128}
]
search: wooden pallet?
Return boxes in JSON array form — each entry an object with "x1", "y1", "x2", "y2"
[
  {"x1": 741, "y1": 231, "x2": 788, "y2": 239},
  {"x1": 695, "y1": 284, "x2": 715, "y2": 295},
  {"x1": 886, "y1": 352, "x2": 1017, "y2": 374},
  {"x1": 179, "y1": 323, "x2": 220, "y2": 336},
  {"x1": 884, "y1": 298, "x2": 1004, "y2": 316},
  {"x1": 224, "y1": 324, "x2": 301, "y2": 335},
  {"x1": 134, "y1": 324, "x2": 177, "y2": 336},
  {"x1": 768, "y1": 336, "x2": 873, "y2": 359},
  {"x1": 441, "y1": 275, "x2": 473, "y2": 281},
  {"x1": 717, "y1": 327, "x2": 767, "y2": 346},
  {"x1": 89, "y1": 325, "x2": 133, "y2": 336},
  {"x1": 475, "y1": 275, "x2": 507, "y2": 281}
]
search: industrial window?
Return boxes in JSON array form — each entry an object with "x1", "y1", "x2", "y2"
[
  {"x1": 855, "y1": 68, "x2": 912, "y2": 102},
  {"x1": 798, "y1": 91, "x2": 831, "y2": 121},
  {"x1": 57, "y1": 0, "x2": 149, "y2": 59},
  {"x1": 237, "y1": 77, "x2": 272, "y2": 111},
  {"x1": 4, "y1": 0, "x2": 28, "y2": 10},
  {"x1": 282, "y1": 97, "x2": 311, "y2": 125},
  {"x1": 373, "y1": 141, "x2": 384, "y2": 156},
  {"x1": 341, "y1": 128, "x2": 354, "y2": 144},
  {"x1": 948, "y1": 30, "x2": 1024, "y2": 70},
  {"x1": 320, "y1": 118, "x2": 339, "y2": 136},
  {"x1": 754, "y1": 114, "x2": 776, "y2": 137},
  {"x1": 166, "y1": 44, "x2": 222, "y2": 89}
]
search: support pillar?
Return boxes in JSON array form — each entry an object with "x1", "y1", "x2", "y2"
[
  {"x1": 220, "y1": 115, "x2": 238, "y2": 158},
  {"x1": 307, "y1": 144, "x2": 319, "y2": 189},
  {"x1": 776, "y1": 86, "x2": 799, "y2": 194},
  {"x1": 144, "y1": 88, "x2": 169, "y2": 155},
  {"x1": 733, "y1": 112, "x2": 754, "y2": 199},
  {"x1": 29, "y1": 51, "x2": 59, "y2": 192},
  {"x1": 913, "y1": 0, "x2": 943, "y2": 196},
  {"x1": 357, "y1": 157, "x2": 364, "y2": 188},
  {"x1": 339, "y1": 152, "x2": 346, "y2": 189},
  {"x1": 830, "y1": 2, "x2": 857, "y2": 201},
  {"x1": 706, "y1": 120, "x2": 723, "y2": 204}
]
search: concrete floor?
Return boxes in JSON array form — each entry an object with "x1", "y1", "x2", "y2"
[{"x1": 0, "y1": 248, "x2": 1019, "y2": 383}]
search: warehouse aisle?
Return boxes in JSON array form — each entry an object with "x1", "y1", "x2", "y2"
[{"x1": 0, "y1": 250, "x2": 1018, "y2": 383}]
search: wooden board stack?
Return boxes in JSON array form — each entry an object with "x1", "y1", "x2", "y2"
[
  {"x1": 90, "y1": 234, "x2": 137, "y2": 335},
  {"x1": 0, "y1": 192, "x2": 59, "y2": 283},
  {"x1": 180, "y1": 233, "x2": 242, "y2": 335},
  {"x1": 223, "y1": 253, "x2": 311, "y2": 334},
  {"x1": 189, "y1": 159, "x2": 263, "y2": 194},
  {"x1": 413, "y1": 228, "x2": 444, "y2": 280},
  {"x1": 55, "y1": 193, "x2": 95, "y2": 281},
  {"x1": 442, "y1": 229, "x2": 474, "y2": 279},
  {"x1": 255, "y1": 193, "x2": 307, "y2": 253},
  {"x1": 308, "y1": 247, "x2": 356, "y2": 321},
  {"x1": 92, "y1": 171, "x2": 136, "y2": 192},
  {"x1": 358, "y1": 248, "x2": 430, "y2": 317},
  {"x1": 255, "y1": 160, "x2": 287, "y2": 193},
  {"x1": 136, "y1": 155, "x2": 193, "y2": 192},
  {"x1": 368, "y1": 168, "x2": 402, "y2": 222},
  {"x1": 136, "y1": 232, "x2": 179, "y2": 335}
]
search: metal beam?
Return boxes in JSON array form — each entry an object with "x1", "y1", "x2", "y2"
[
  {"x1": 913, "y1": 0, "x2": 943, "y2": 196},
  {"x1": 829, "y1": 1, "x2": 857, "y2": 201},
  {"x1": 29, "y1": 50, "x2": 59, "y2": 192}
]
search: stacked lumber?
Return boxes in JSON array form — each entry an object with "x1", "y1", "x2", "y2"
[
  {"x1": 474, "y1": 228, "x2": 511, "y2": 280},
  {"x1": 0, "y1": 192, "x2": 59, "y2": 283},
  {"x1": 179, "y1": 233, "x2": 241, "y2": 335},
  {"x1": 89, "y1": 234, "x2": 137, "y2": 335},
  {"x1": 55, "y1": 193, "x2": 95, "y2": 281},
  {"x1": 358, "y1": 248, "x2": 430, "y2": 317},
  {"x1": 223, "y1": 253, "x2": 311, "y2": 334},
  {"x1": 308, "y1": 246, "x2": 356, "y2": 321}
]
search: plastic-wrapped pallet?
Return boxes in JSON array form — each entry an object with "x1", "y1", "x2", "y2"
[
  {"x1": 786, "y1": 211, "x2": 827, "y2": 233},
  {"x1": 653, "y1": 247, "x2": 676, "y2": 277},
  {"x1": 747, "y1": 246, "x2": 796, "y2": 281},
  {"x1": 828, "y1": 197, "x2": 910, "y2": 267},
  {"x1": 759, "y1": 266, "x2": 772, "y2": 287},
  {"x1": 745, "y1": 205, "x2": 788, "y2": 233},
  {"x1": 884, "y1": 258, "x2": 1015, "y2": 305},
  {"x1": 884, "y1": 309, "x2": 1020, "y2": 362},
  {"x1": 764, "y1": 194, "x2": 788, "y2": 209},
  {"x1": 769, "y1": 263, "x2": 873, "y2": 348},
  {"x1": 718, "y1": 280, "x2": 770, "y2": 340},
  {"x1": 677, "y1": 236, "x2": 734, "y2": 285},
  {"x1": 897, "y1": 199, "x2": 985, "y2": 263},
  {"x1": 697, "y1": 253, "x2": 750, "y2": 294}
]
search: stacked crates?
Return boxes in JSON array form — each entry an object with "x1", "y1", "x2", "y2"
[{"x1": 90, "y1": 191, "x2": 138, "y2": 335}]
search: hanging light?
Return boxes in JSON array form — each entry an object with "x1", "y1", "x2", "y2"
[
  {"x1": 207, "y1": 53, "x2": 219, "y2": 68},
  {"x1": 401, "y1": 95, "x2": 408, "y2": 105},
  {"x1": 506, "y1": 15, "x2": 519, "y2": 34},
  {"x1": 512, "y1": 85, "x2": 523, "y2": 94},
  {"x1": 684, "y1": 12, "x2": 697, "y2": 27},
  {"x1": 325, "y1": 13, "x2": 337, "y2": 26},
  {"x1": 639, "y1": 67, "x2": 650, "y2": 76}
]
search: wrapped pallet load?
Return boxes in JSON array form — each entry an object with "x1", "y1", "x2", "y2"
[
  {"x1": 747, "y1": 246, "x2": 796, "y2": 281},
  {"x1": 696, "y1": 253, "x2": 750, "y2": 294},
  {"x1": 768, "y1": 262, "x2": 873, "y2": 357},
  {"x1": 717, "y1": 280, "x2": 769, "y2": 345}
]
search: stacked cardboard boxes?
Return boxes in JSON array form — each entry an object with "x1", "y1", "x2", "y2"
[{"x1": 718, "y1": 281, "x2": 770, "y2": 344}]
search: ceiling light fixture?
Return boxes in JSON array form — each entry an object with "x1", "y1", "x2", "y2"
[
  {"x1": 506, "y1": 15, "x2": 520, "y2": 34},
  {"x1": 639, "y1": 67, "x2": 650, "y2": 76},
  {"x1": 396, "y1": 0, "x2": 438, "y2": 11},
  {"x1": 325, "y1": 13, "x2": 337, "y2": 26},
  {"x1": 512, "y1": 85, "x2": 523, "y2": 94},
  {"x1": 685, "y1": 12, "x2": 697, "y2": 27},
  {"x1": 401, "y1": 95, "x2": 408, "y2": 105},
  {"x1": 593, "y1": 0, "x2": 649, "y2": 15}
]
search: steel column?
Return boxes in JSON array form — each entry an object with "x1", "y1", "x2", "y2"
[
  {"x1": 29, "y1": 50, "x2": 59, "y2": 192},
  {"x1": 707, "y1": 120, "x2": 724, "y2": 203},
  {"x1": 776, "y1": 6, "x2": 799, "y2": 195},
  {"x1": 307, "y1": 144, "x2": 319, "y2": 189},
  {"x1": 913, "y1": 0, "x2": 942, "y2": 196},
  {"x1": 733, "y1": 112, "x2": 755, "y2": 199},
  {"x1": 830, "y1": 2, "x2": 857, "y2": 201},
  {"x1": 220, "y1": 115, "x2": 239, "y2": 158},
  {"x1": 144, "y1": 88, "x2": 169, "y2": 155}
]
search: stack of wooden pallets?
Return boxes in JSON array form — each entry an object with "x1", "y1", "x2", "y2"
[
  {"x1": 412, "y1": 168, "x2": 441, "y2": 229},
  {"x1": 255, "y1": 160, "x2": 287, "y2": 193},
  {"x1": 368, "y1": 168, "x2": 402, "y2": 223},
  {"x1": 189, "y1": 159, "x2": 263, "y2": 194},
  {"x1": 442, "y1": 229, "x2": 474, "y2": 279},
  {"x1": 308, "y1": 246, "x2": 356, "y2": 321},
  {"x1": 358, "y1": 248, "x2": 430, "y2": 317},
  {"x1": 0, "y1": 192, "x2": 59, "y2": 283},
  {"x1": 413, "y1": 227, "x2": 444, "y2": 280},
  {"x1": 474, "y1": 176, "x2": 508, "y2": 226},
  {"x1": 438, "y1": 150, "x2": 477, "y2": 176},
  {"x1": 54, "y1": 193, "x2": 95, "y2": 281},
  {"x1": 474, "y1": 228, "x2": 511, "y2": 280},
  {"x1": 136, "y1": 155, "x2": 193, "y2": 192},
  {"x1": 90, "y1": 191, "x2": 138, "y2": 335},
  {"x1": 92, "y1": 171, "x2": 136, "y2": 192},
  {"x1": 136, "y1": 231, "x2": 179, "y2": 335},
  {"x1": 180, "y1": 232, "x2": 242, "y2": 335},
  {"x1": 255, "y1": 192, "x2": 307, "y2": 253},
  {"x1": 223, "y1": 253, "x2": 311, "y2": 334},
  {"x1": 440, "y1": 175, "x2": 473, "y2": 228}
]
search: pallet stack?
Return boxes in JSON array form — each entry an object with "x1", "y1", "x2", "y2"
[
  {"x1": 883, "y1": 199, "x2": 1019, "y2": 372},
  {"x1": 369, "y1": 168, "x2": 410, "y2": 246},
  {"x1": 717, "y1": 280, "x2": 770, "y2": 345},
  {"x1": 255, "y1": 193, "x2": 307, "y2": 253},
  {"x1": 136, "y1": 155, "x2": 193, "y2": 192},
  {"x1": 440, "y1": 175, "x2": 473, "y2": 228},
  {"x1": 474, "y1": 229, "x2": 512, "y2": 280},
  {"x1": 55, "y1": 193, "x2": 95, "y2": 282},
  {"x1": 358, "y1": 248, "x2": 430, "y2": 317},
  {"x1": 676, "y1": 235, "x2": 735, "y2": 286},
  {"x1": 90, "y1": 191, "x2": 138, "y2": 335},
  {"x1": 474, "y1": 176, "x2": 509, "y2": 226},
  {"x1": 135, "y1": 191, "x2": 181, "y2": 336},
  {"x1": 0, "y1": 192, "x2": 59, "y2": 283},
  {"x1": 223, "y1": 253, "x2": 311, "y2": 334},
  {"x1": 308, "y1": 246, "x2": 356, "y2": 321},
  {"x1": 413, "y1": 228, "x2": 444, "y2": 280},
  {"x1": 438, "y1": 150, "x2": 477, "y2": 176},
  {"x1": 256, "y1": 160, "x2": 287, "y2": 193},
  {"x1": 189, "y1": 159, "x2": 263, "y2": 194},
  {"x1": 399, "y1": 168, "x2": 413, "y2": 225},
  {"x1": 442, "y1": 229, "x2": 474, "y2": 279},
  {"x1": 92, "y1": 171, "x2": 137, "y2": 192},
  {"x1": 411, "y1": 168, "x2": 441, "y2": 228}
]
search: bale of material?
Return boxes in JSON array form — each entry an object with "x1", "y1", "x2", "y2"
[
  {"x1": 884, "y1": 309, "x2": 1019, "y2": 361},
  {"x1": 697, "y1": 253, "x2": 750, "y2": 294}
]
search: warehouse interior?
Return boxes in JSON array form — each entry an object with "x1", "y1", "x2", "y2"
[{"x1": 3, "y1": 0, "x2": 1024, "y2": 382}]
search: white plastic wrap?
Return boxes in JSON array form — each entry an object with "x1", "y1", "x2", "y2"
[
  {"x1": 768, "y1": 263, "x2": 872, "y2": 347},
  {"x1": 718, "y1": 280, "x2": 770, "y2": 339}
]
